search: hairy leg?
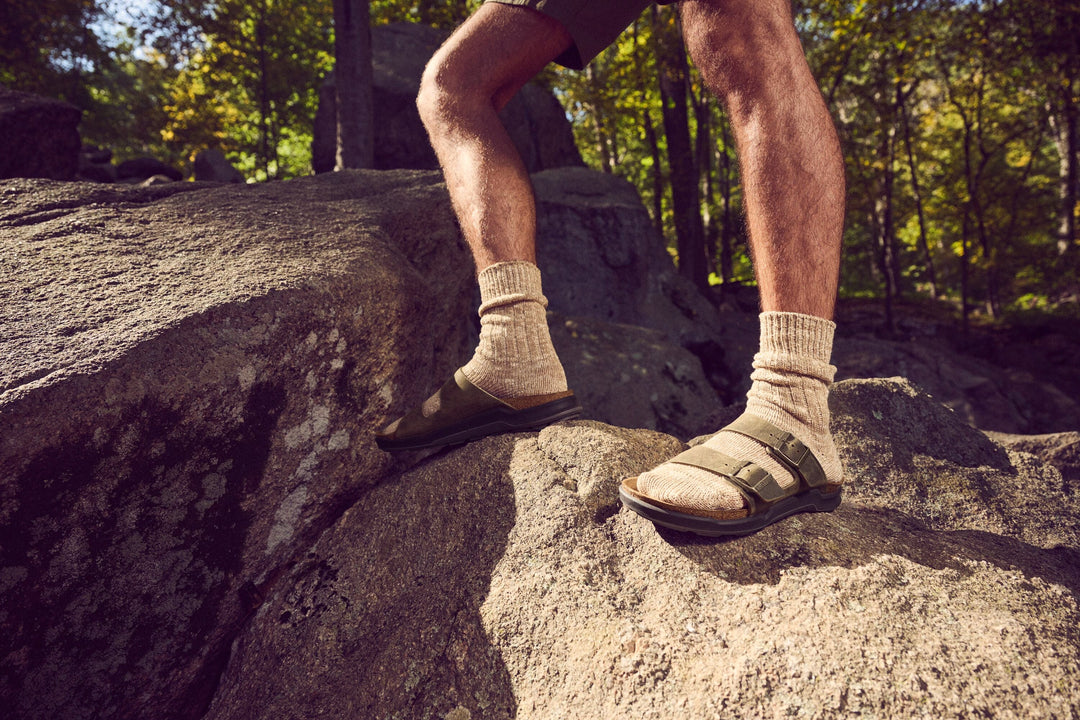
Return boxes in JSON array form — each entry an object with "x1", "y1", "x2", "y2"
[
  {"x1": 631, "y1": 0, "x2": 844, "y2": 529},
  {"x1": 417, "y1": 3, "x2": 572, "y2": 270},
  {"x1": 681, "y1": 0, "x2": 844, "y2": 317},
  {"x1": 408, "y1": 4, "x2": 574, "y2": 402}
]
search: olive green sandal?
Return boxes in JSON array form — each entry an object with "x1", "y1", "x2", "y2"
[
  {"x1": 375, "y1": 369, "x2": 583, "y2": 452},
  {"x1": 619, "y1": 414, "x2": 842, "y2": 536}
]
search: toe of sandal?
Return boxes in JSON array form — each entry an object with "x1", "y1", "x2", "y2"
[{"x1": 619, "y1": 414, "x2": 842, "y2": 536}]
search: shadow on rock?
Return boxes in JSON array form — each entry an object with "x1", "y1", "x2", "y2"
[
  {"x1": 2, "y1": 380, "x2": 285, "y2": 720},
  {"x1": 205, "y1": 437, "x2": 521, "y2": 720},
  {"x1": 660, "y1": 502, "x2": 1080, "y2": 599},
  {"x1": 832, "y1": 377, "x2": 1014, "y2": 474}
]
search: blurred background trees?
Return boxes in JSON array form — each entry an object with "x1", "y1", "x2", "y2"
[{"x1": 1, "y1": 0, "x2": 1076, "y2": 325}]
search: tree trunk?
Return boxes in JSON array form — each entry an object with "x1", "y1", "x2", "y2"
[
  {"x1": 960, "y1": 114, "x2": 974, "y2": 334},
  {"x1": 694, "y1": 88, "x2": 716, "y2": 285},
  {"x1": 954, "y1": 79, "x2": 987, "y2": 325},
  {"x1": 643, "y1": 112, "x2": 664, "y2": 235},
  {"x1": 1049, "y1": 84, "x2": 1079, "y2": 256},
  {"x1": 634, "y1": 19, "x2": 663, "y2": 236},
  {"x1": 960, "y1": 209, "x2": 970, "y2": 335},
  {"x1": 969, "y1": 80, "x2": 998, "y2": 318},
  {"x1": 716, "y1": 114, "x2": 735, "y2": 285},
  {"x1": 256, "y1": 6, "x2": 271, "y2": 178},
  {"x1": 874, "y1": 122, "x2": 898, "y2": 334},
  {"x1": 585, "y1": 65, "x2": 614, "y2": 172},
  {"x1": 899, "y1": 85, "x2": 937, "y2": 299},
  {"x1": 333, "y1": 0, "x2": 374, "y2": 170},
  {"x1": 652, "y1": 7, "x2": 708, "y2": 293}
]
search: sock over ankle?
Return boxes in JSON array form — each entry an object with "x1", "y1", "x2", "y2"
[
  {"x1": 637, "y1": 311, "x2": 843, "y2": 513},
  {"x1": 460, "y1": 260, "x2": 568, "y2": 399}
]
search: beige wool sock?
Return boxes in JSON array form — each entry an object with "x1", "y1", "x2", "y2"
[
  {"x1": 460, "y1": 261, "x2": 569, "y2": 398},
  {"x1": 637, "y1": 311, "x2": 843, "y2": 513}
]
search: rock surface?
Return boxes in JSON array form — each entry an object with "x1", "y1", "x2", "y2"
[
  {"x1": 206, "y1": 382, "x2": 1080, "y2": 720},
  {"x1": 986, "y1": 430, "x2": 1080, "y2": 486},
  {"x1": 193, "y1": 149, "x2": 244, "y2": 183},
  {"x1": 834, "y1": 333, "x2": 1080, "y2": 434},
  {"x1": 832, "y1": 378, "x2": 1079, "y2": 547},
  {"x1": 549, "y1": 311, "x2": 722, "y2": 440},
  {"x1": 1, "y1": 171, "x2": 475, "y2": 720},
  {"x1": 3, "y1": 169, "x2": 1079, "y2": 720},
  {"x1": 77, "y1": 144, "x2": 116, "y2": 183},
  {"x1": 116, "y1": 156, "x2": 184, "y2": 183},
  {"x1": 533, "y1": 167, "x2": 758, "y2": 403},
  {"x1": 312, "y1": 23, "x2": 583, "y2": 174},
  {"x1": 0, "y1": 87, "x2": 81, "y2": 180}
]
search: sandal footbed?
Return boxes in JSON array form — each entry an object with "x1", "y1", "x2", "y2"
[
  {"x1": 375, "y1": 369, "x2": 582, "y2": 452},
  {"x1": 620, "y1": 477, "x2": 842, "y2": 536},
  {"x1": 619, "y1": 413, "x2": 842, "y2": 535}
]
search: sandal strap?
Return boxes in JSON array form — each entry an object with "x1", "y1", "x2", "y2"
[
  {"x1": 667, "y1": 445, "x2": 787, "y2": 514},
  {"x1": 723, "y1": 414, "x2": 828, "y2": 489}
]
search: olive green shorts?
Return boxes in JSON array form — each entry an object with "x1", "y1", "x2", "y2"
[{"x1": 485, "y1": 0, "x2": 674, "y2": 70}]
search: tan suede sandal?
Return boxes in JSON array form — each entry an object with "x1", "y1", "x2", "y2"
[
  {"x1": 375, "y1": 369, "x2": 582, "y2": 452},
  {"x1": 619, "y1": 414, "x2": 842, "y2": 536}
]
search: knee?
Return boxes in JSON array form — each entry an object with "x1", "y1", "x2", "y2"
[
  {"x1": 683, "y1": 0, "x2": 803, "y2": 106},
  {"x1": 416, "y1": 54, "x2": 453, "y2": 131},
  {"x1": 417, "y1": 49, "x2": 486, "y2": 132}
]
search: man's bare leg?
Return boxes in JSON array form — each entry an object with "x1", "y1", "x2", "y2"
[
  {"x1": 634, "y1": 0, "x2": 845, "y2": 525},
  {"x1": 682, "y1": 0, "x2": 843, "y2": 317},
  {"x1": 417, "y1": 3, "x2": 571, "y2": 269},
  {"x1": 414, "y1": 5, "x2": 574, "y2": 401}
]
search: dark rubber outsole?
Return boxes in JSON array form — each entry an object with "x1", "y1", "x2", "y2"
[
  {"x1": 375, "y1": 397, "x2": 583, "y2": 452},
  {"x1": 619, "y1": 485, "x2": 842, "y2": 536}
]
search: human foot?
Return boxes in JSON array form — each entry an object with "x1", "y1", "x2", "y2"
[
  {"x1": 460, "y1": 260, "x2": 568, "y2": 398},
  {"x1": 620, "y1": 312, "x2": 843, "y2": 535},
  {"x1": 375, "y1": 261, "x2": 580, "y2": 451},
  {"x1": 374, "y1": 369, "x2": 580, "y2": 451}
]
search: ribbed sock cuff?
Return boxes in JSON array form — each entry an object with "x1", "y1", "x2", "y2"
[
  {"x1": 477, "y1": 261, "x2": 547, "y2": 313},
  {"x1": 759, "y1": 311, "x2": 835, "y2": 364},
  {"x1": 462, "y1": 260, "x2": 567, "y2": 398}
]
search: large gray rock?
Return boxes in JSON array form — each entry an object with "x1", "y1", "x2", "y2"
[
  {"x1": 549, "y1": 311, "x2": 723, "y2": 440},
  {"x1": 0, "y1": 87, "x2": 81, "y2": 180},
  {"x1": 0, "y1": 170, "x2": 475, "y2": 720},
  {"x1": 193, "y1": 149, "x2": 244, "y2": 183},
  {"x1": 834, "y1": 334, "x2": 1080, "y2": 433},
  {"x1": 77, "y1": 144, "x2": 116, "y2": 183},
  {"x1": 500, "y1": 83, "x2": 584, "y2": 172},
  {"x1": 6, "y1": 170, "x2": 1079, "y2": 720},
  {"x1": 0, "y1": 167, "x2": 733, "y2": 719},
  {"x1": 534, "y1": 166, "x2": 758, "y2": 403},
  {"x1": 312, "y1": 23, "x2": 584, "y2": 173},
  {"x1": 832, "y1": 378, "x2": 1080, "y2": 547},
  {"x1": 116, "y1": 156, "x2": 183, "y2": 182},
  {"x1": 205, "y1": 381, "x2": 1080, "y2": 720}
]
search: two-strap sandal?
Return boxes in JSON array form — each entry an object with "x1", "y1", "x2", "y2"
[
  {"x1": 619, "y1": 414, "x2": 842, "y2": 536},
  {"x1": 375, "y1": 368, "x2": 583, "y2": 452}
]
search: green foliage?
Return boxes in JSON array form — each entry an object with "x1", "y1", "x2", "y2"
[
  {"x1": 797, "y1": 0, "x2": 1079, "y2": 323},
  {"x1": 161, "y1": 0, "x2": 334, "y2": 179},
  {"x1": 82, "y1": 42, "x2": 183, "y2": 163},
  {"x1": 7, "y1": 0, "x2": 1078, "y2": 323},
  {"x1": 0, "y1": 0, "x2": 109, "y2": 99},
  {"x1": 0, "y1": 0, "x2": 175, "y2": 161},
  {"x1": 370, "y1": 0, "x2": 478, "y2": 26}
]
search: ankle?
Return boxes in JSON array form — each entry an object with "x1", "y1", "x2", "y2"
[
  {"x1": 743, "y1": 311, "x2": 842, "y2": 481},
  {"x1": 461, "y1": 261, "x2": 567, "y2": 398}
]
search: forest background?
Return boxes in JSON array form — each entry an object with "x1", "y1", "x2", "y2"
[{"x1": 2, "y1": 0, "x2": 1078, "y2": 332}]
